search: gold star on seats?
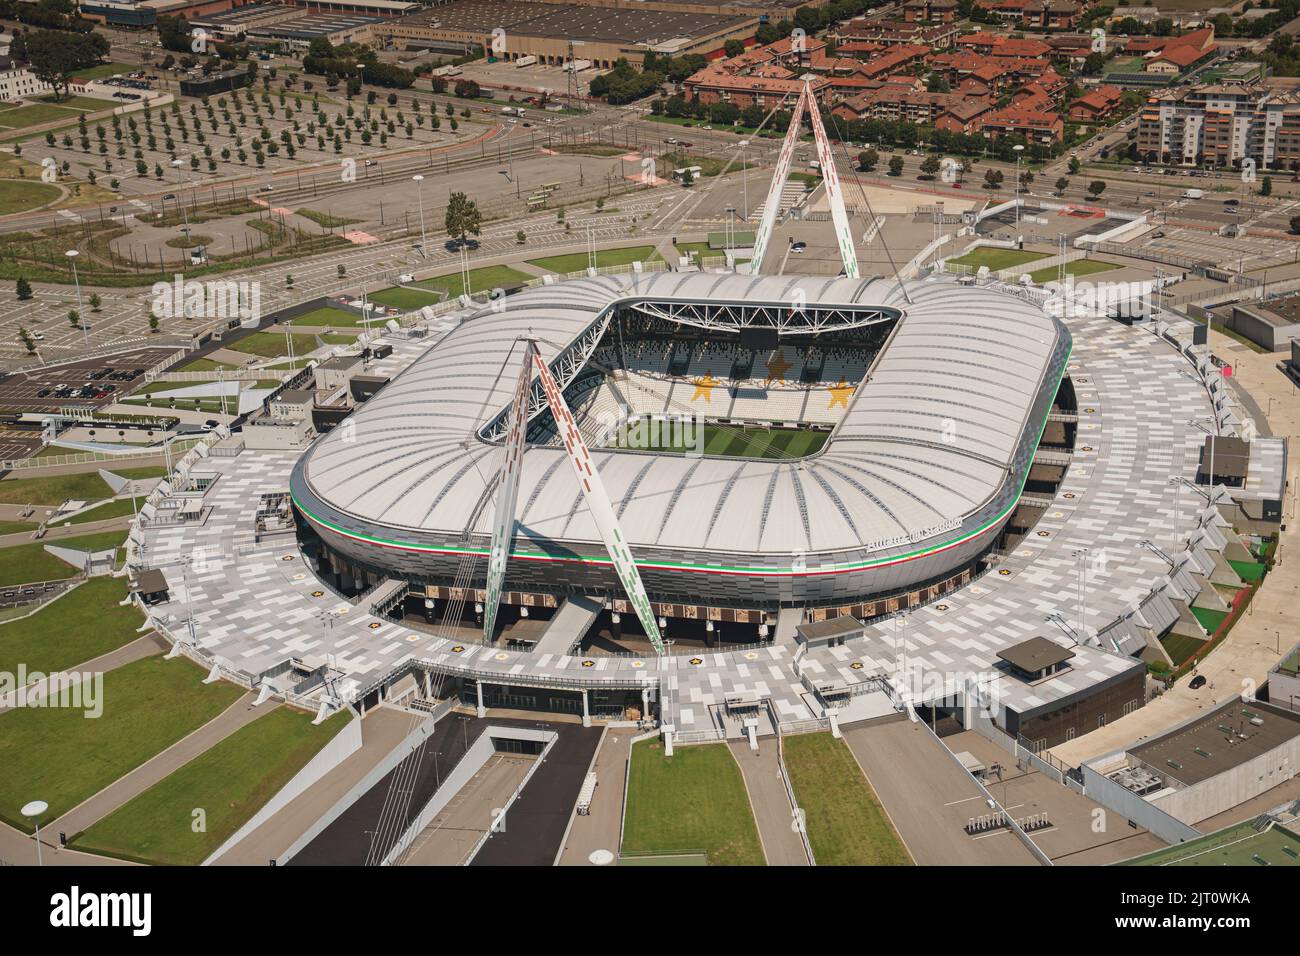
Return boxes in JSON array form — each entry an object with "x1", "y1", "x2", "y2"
[
  {"x1": 691, "y1": 374, "x2": 718, "y2": 402},
  {"x1": 828, "y1": 379, "x2": 854, "y2": 409},
  {"x1": 765, "y1": 350, "x2": 792, "y2": 385}
]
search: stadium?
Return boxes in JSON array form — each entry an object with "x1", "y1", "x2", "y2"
[{"x1": 288, "y1": 271, "x2": 1073, "y2": 642}]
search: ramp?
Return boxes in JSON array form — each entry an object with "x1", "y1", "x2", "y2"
[
  {"x1": 775, "y1": 606, "x2": 804, "y2": 646},
  {"x1": 532, "y1": 594, "x2": 602, "y2": 656}
]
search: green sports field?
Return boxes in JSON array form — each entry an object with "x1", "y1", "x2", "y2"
[
  {"x1": 1119, "y1": 821, "x2": 1300, "y2": 866},
  {"x1": 613, "y1": 423, "x2": 828, "y2": 459}
]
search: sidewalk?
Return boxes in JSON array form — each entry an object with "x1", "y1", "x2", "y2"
[{"x1": 728, "y1": 739, "x2": 809, "y2": 866}]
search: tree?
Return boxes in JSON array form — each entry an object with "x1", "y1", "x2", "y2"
[
  {"x1": 983, "y1": 168, "x2": 1004, "y2": 189},
  {"x1": 149, "y1": 313, "x2": 160, "y2": 333},
  {"x1": 454, "y1": 79, "x2": 481, "y2": 99},
  {"x1": 724, "y1": 39, "x2": 745, "y2": 58},
  {"x1": 19, "y1": 327, "x2": 36, "y2": 353},
  {"x1": 337, "y1": 264, "x2": 346, "y2": 278},
  {"x1": 88, "y1": 293, "x2": 101, "y2": 312},
  {"x1": 1260, "y1": 175, "x2": 1273, "y2": 197},
  {"x1": 1068, "y1": 156, "x2": 1081, "y2": 175},
  {"x1": 919, "y1": 154, "x2": 941, "y2": 180},
  {"x1": 1055, "y1": 176, "x2": 1069, "y2": 195},
  {"x1": 16, "y1": 277, "x2": 33, "y2": 301},
  {"x1": 1290, "y1": 214, "x2": 1300, "y2": 235},
  {"x1": 1087, "y1": 180, "x2": 1106, "y2": 197},
  {"x1": 858, "y1": 148, "x2": 878, "y2": 171},
  {"x1": 888, "y1": 155, "x2": 904, "y2": 176},
  {"x1": 24, "y1": 29, "x2": 108, "y2": 102},
  {"x1": 516, "y1": 230, "x2": 526, "y2": 244},
  {"x1": 68, "y1": 309, "x2": 80, "y2": 328},
  {"x1": 444, "y1": 191, "x2": 482, "y2": 245}
]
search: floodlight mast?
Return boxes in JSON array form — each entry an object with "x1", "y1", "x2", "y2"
[
  {"x1": 528, "y1": 343, "x2": 667, "y2": 654},
  {"x1": 482, "y1": 339, "x2": 536, "y2": 643}
]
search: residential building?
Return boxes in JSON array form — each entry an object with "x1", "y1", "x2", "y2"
[
  {"x1": 1136, "y1": 84, "x2": 1300, "y2": 169},
  {"x1": 1070, "y1": 84, "x2": 1124, "y2": 122}
]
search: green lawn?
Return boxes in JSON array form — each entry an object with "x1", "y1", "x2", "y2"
[
  {"x1": 70, "y1": 62, "x2": 133, "y2": 81},
  {"x1": 782, "y1": 733, "x2": 912, "y2": 866},
  {"x1": 227, "y1": 331, "x2": 320, "y2": 358},
  {"x1": 1191, "y1": 606, "x2": 1229, "y2": 634},
  {"x1": 1028, "y1": 259, "x2": 1122, "y2": 284},
  {"x1": 1160, "y1": 632, "x2": 1206, "y2": 667},
  {"x1": 0, "y1": 528, "x2": 130, "y2": 587},
  {"x1": 0, "y1": 654, "x2": 245, "y2": 832},
  {"x1": 0, "y1": 180, "x2": 60, "y2": 215},
  {"x1": 615, "y1": 423, "x2": 828, "y2": 459},
  {"x1": 0, "y1": 576, "x2": 143, "y2": 675},
  {"x1": 285, "y1": 306, "x2": 368, "y2": 328},
  {"x1": 368, "y1": 286, "x2": 443, "y2": 310},
  {"x1": 1229, "y1": 559, "x2": 1267, "y2": 583},
  {"x1": 0, "y1": 467, "x2": 164, "y2": 506},
  {"x1": 948, "y1": 248, "x2": 1049, "y2": 272},
  {"x1": 622, "y1": 739, "x2": 765, "y2": 866},
  {"x1": 295, "y1": 208, "x2": 360, "y2": 228},
  {"x1": 0, "y1": 103, "x2": 83, "y2": 131},
  {"x1": 49, "y1": 497, "x2": 140, "y2": 528},
  {"x1": 178, "y1": 357, "x2": 239, "y2": 372},
  {"x1": 73, "y1": 708, "x2": 352, "y2": 864},
  {"x1": 527, "y1": 246, "x2": 661, "y2": 274},
  {"x1": 414, "y1": 264, "x2": 534, "y2": 299},
  {"x1": 1119, "y1": 820, "x2": 1300, "y2": 866},
  {"x1": 0, "y1": 520, "x2": 36, "y2": 536}
]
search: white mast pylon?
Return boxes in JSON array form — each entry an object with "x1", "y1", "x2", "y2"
[
  {"x1": 750, "y1": 83, "x2": 807, "y2": 274},
  {"x1": 482, "y1": 340, "x2": 535, "y2": 643},
  {"x1": 748, "y1": 77, "x2": 858, "y2": 279},
  {"x1": 805, "y1": 80, "x2": 859, "y2": 279},
  {"x1": 530, "y1": 346, "x2": 666, "y2": 655}
]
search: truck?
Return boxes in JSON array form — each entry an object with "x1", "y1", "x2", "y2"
[
  {"x1": 502, "y1": 106, "x2": 526, "y2": 117},
  {"x1": 1183, "y1": 188, "x2": 1204, "y2": 200},
  {"x1": 514, "y1": 55, "x2": 536, "y2": 68}
]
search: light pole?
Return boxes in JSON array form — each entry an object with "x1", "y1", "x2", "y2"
[
  {"x1": 65, "y1": 250, "x2": 88, "y2": 349},
  {"x1": 1013, "y1": 144, "x2": 1025, "y2": 225},
  {"x1": 412, "y1": 174, "x2": 428, "y2": 258},
  {"x1": 21, "y1": 800, "x2": 48, "y2": 865},
  {"x1": 169, "y1": 159, "x2": 193, "y2": 253}
]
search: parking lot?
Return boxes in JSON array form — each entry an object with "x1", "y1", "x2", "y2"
[{"x1": 0, "y1": 347, "x2": 178, "y2": 413}]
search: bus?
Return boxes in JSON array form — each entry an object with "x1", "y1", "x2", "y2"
[
  {"x1": 539, "y1": 182, "x2": 560, "y2": 193},
  {"x1": 527, "y1": 193, "x2": 548, "y2": 210}
]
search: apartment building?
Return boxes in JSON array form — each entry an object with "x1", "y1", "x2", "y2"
[{"x1": 1137, "y1": 84, "x2": 1300, "y2": 168}]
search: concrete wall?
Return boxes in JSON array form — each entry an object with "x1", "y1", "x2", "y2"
[
  {"x1": 1080, "y1": 755, "x2": 1201, "y2": 845},
  {"x1": 1152, "y1": 735, "x2": 1300, "y2": 826}
]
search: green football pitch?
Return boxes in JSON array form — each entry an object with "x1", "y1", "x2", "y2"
[
  {"x1": 1119, "y1": 821, "x2": 1300, "y2": 866},
  {"x1": 612, "y1": 423, "x2": 828, "y2": 459}
]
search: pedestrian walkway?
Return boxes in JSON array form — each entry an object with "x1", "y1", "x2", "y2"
[{"x1": 728, "y1": 739, "x2": 808, "y2": 866}]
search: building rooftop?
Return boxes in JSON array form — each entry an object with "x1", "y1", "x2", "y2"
[
  {"x1": 1129, "y1": 700, "x2": 1300, "y2": 787},
  {"x1": 997, "y1": 636, "x2": 1075, "y2": 675},
  {"x1": 394, "y1": 0, "x2": 750, "y2": 44}
]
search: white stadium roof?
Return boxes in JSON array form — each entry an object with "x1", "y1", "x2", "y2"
[{"x1": 296, "y1": 272, "x2": 1065, "y2": 558}]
